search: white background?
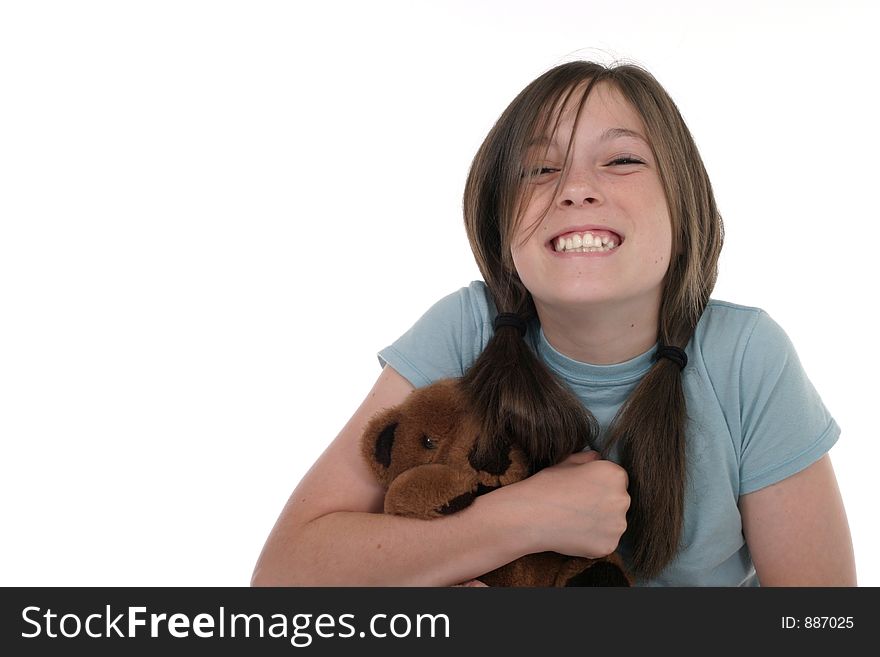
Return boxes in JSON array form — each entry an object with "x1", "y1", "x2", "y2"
[{"x1": 1, "y1": 0, "x2": 877, "y2": 586}]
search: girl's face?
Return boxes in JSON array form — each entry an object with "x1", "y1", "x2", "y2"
[{"x1": 511, "y1": 82, "x2": 673, "y2": 316}]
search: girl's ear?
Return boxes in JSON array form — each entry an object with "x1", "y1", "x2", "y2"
[{"x1": 361, "y1": 407, "x2": 403, "y2": 486}]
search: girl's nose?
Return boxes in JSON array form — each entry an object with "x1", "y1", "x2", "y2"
[
  {"x1": 558, "y1": 193, "x2": 599, "y2": 208},
  {"x1": 557, "y1": 173, "x2": 602, "y2": 208}
]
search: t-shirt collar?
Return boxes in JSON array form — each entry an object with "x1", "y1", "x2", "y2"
[{"x1": 535, "y1": 325, "x2": 658, "y2": 385}]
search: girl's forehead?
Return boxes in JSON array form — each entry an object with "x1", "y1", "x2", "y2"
[{"x1": 535, "y1": 83, "x2": 647, "y2": 143}]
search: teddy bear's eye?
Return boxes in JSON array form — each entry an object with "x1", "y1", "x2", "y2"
[{"x1": 422, "y1": 435, "x2": 437, "y2": 450}]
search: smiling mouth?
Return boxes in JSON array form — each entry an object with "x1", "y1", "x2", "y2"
[{"x1": 550, "y1": 229, "x2": 622, "y2": 254}]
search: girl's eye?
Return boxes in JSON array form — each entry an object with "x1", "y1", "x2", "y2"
[
  {"x1": 521, "y1": 166, "x2": 560, "y2": 179},
  {"x1": 608, "y1": 156, "x2": 645, "y2": 166}
]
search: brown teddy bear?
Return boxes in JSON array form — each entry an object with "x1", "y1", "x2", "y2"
[{"x1": 361, "y1": 378, "x2": 632, "y2": 586}]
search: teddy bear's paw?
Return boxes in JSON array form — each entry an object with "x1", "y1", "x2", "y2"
[
  {"x1": 435, "y1": 491, "x2": 476, "y2": 515},
  {"x1": 562, "y1": 558, "x2": 632, "y2": 587},
  {"x1": 384, "y1": 463, "x2": 480, "y2": 519},
  {"x1": 492, "y1": 445, "x2": 531, "y2": 486}
]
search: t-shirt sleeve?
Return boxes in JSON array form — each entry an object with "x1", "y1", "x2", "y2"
[
  {"x1": 377, "y1": 283, "x2": 489, "y2": 388},
  {"x1": 738, "y1": 310, "x2": 840, "y2": 495}
]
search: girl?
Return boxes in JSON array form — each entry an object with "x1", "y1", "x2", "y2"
[{"x1": 251, "y1": 61, "x2": 855, "y2": 586}]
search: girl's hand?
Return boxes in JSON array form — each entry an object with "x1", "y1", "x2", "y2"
[
  {"x1": 505, "y1": 450, "x2": 630, "y2": 559},
  {"x1": 452, "y1": 579, "x2": 489, "y2": 587}
]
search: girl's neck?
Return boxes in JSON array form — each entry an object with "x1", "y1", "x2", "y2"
[{"x1": 535, "y1": 295, "x2": 661, "y2": 366}]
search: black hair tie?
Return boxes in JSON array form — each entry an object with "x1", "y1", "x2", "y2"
[
  {"x1": 493, "y1": 313, "x2": 527, "y2": 337},
  {"x1": 653, "y1": 345, "x2": 687, "y2": 371}
]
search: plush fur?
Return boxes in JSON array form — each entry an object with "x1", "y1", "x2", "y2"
[{"x1": 362, "y1": 378, "x2": 632, "y2": 587}]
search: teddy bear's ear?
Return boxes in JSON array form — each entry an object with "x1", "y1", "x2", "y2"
[{"x1": 361, "y1": 406, "x2": 403, "y2": 486}]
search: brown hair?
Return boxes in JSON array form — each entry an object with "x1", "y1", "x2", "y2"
[{"x1": 460, "y1": 60, "x2": 724, "y2": 579}]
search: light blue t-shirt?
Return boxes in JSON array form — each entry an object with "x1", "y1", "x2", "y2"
[{"x1": 377, "y1": 281, "x2": 840, "y2": 586}]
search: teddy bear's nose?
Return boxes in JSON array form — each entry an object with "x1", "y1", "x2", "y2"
[{"x1": 468, "y1": 442, "x2": 511, "y2": 475}]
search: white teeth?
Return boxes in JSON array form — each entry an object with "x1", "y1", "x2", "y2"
[{"x1": 552, "y1": 231, "x2": 620, "y2": 253}]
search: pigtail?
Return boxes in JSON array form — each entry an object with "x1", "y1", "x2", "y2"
[
  {"x1": 461, "y1": 297, "x2": 599, "y2": 473},
  {"x1": 601, "y1": 336, "x2": 690, "y2": 579}
]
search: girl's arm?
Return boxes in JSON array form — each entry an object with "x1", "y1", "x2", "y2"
[
  {"x1": 250, "y1": 365, "x2": 630, "y2": 586},
  {"x1": 739, "y1": 454, "x2": 857, "y2": 586}
]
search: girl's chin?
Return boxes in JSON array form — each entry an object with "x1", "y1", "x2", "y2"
[
  {"x1": 530, "y1": 284, "x2": 664, "y2": 317},
  {"x1": 538, "y1": 291, "x2": 623, "y2": 310}
]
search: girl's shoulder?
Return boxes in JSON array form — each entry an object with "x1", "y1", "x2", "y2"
[
  {"x1": 377, "y1": 281, "x2": 494, "y2": 387},
  {"x1": 461, "y1": 279, "x2": 496, "y2": 323},
  {"x1": 698, "y1": 298, "x2": 778, "y2": 342},
  {"x1": 698, "y1": 298, "x2": 767, "y2": 342},
  {"x1": 695, "y1": 298, "x2": 800, "y2": 381}
]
